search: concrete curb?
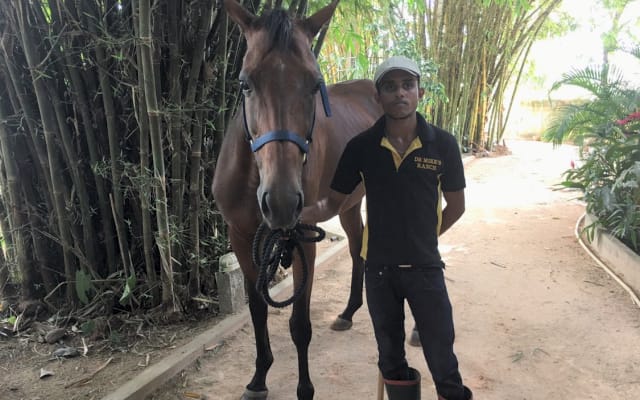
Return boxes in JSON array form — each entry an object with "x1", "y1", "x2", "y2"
[
  {"x1": 100, "y1": 238, "x2": 349, "y2": 400},
  {"x1": 582, "y1": 214, "x2": 640, "y2": 306}
]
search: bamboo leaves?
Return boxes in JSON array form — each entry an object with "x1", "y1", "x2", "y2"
[{"x1": 75, "y1": 270, "x2": 93, "y2": 305}]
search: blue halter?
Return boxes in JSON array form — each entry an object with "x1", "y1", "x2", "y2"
[
  {"x1": 242, "y1": 80, "x2": 332, "y2": 155},
  {"x1": 250, "y1": 129, "x2": 310, "y2": 153}
]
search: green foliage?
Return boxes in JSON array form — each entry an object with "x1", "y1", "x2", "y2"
[
  {"x1": 549, "y1": 50, "x2": 640, "y2": 254},
  {"x1": 478, "y1": 0, "x2": 532, "y2": 13},
  {"x1": 75, "y1": 270, "x2": 93, "y2": 305},
  {"x1": 537, "y1": 10, "x2": 578, "y2": 39},
  {"x1": 119, "y1": 273, "x2": 136, "y2": 306},
  {"x1": 319, "y1": 0, "x2": 447, "y2": 110},
  {"x1": 109, "y1": 330, "x2": 124, "y2": 347},
  {"x1": 543, "y1": 64, "x2": 640, "y2": 146},
  {"x1": 560, "y1": 133, "x2": 640, "y2": 253},
  {"x1": 80, "y1": 319, "x2": 96, "y2": 336}
]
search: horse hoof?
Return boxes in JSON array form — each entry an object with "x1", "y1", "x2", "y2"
[
  {"x1": 241, "y1": 389, "x2": 268, "y2": 399},
  {"x1": 330, "y1": 316, "x2": 353, "y2": 331},
  {"x1": 408, "y1": 329, "x2": 421, "y2": 347}
]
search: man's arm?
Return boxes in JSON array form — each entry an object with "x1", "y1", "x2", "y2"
[
  {"x1": 439, "y1": 189, "x2": 465, "y2": 236},
  {"x1": 300, "y1": 189, "x2": 348, "y2": 224}
]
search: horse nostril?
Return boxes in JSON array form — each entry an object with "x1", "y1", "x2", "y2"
[
  {"x1": 296, "y1": 193, "x2": 303, "y2": 215},
  {"x1": 259, "y1": 190, "x2": 303, "y2": 229},
  {"x1": 261, "y1": 192, "x2": 271, "y2": 217}
]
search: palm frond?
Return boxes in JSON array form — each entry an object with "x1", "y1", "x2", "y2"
[
  {"x1": 543, "y1": 97, "x2": 626, "y2": 144},
  {"x1": 623, "y1": 44, "x2": 640, "y2": 61},
  {"x1": 549, "y1": 64, "x2": 628, "y2": 99},
  {"x1": 544, "y1": 61, "x2": 639, "y2": 146}
]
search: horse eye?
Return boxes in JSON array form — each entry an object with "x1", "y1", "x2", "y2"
[{"x1": 240, "y1": 80, "x2": 252, "y2": 93}]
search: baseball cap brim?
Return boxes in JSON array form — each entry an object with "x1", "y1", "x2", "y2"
[{"x1": 374, "y1": 56, "x2": 420, "y2": 85}]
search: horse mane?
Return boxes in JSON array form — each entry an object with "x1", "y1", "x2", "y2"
[{"x1": 253, "y1": 8, "x2": 296, "y2": 52}]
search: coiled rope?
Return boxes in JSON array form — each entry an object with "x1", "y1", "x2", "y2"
[{"x1": 252, "y1": 222, "x2": 325, "y2": 307}]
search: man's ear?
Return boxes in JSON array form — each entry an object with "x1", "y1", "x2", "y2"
[{"x1": 418, "y1": 87, "x2": 426, "y2": 99}]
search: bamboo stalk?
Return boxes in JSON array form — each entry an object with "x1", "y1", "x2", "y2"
[
  {"x1": 23, "y1": 183, "x2": 56, "y2": 294},
  {"x1": 47, "y1": 84, "x2": 100, "y2": 277},
  {"x1": 211, "y1": 5, "x2": 232, "y2": 161},
  {"x1": 83, "y1": 1, "x2": 133, "y2": 277},
  {"x1": 420, "y1": 0, "x2": 562, "y2": 147},
  {"x1": 174, "y1": 4, "x2": 215, "y2": 284},
  {"x1": 0, "y1": 225, "x2": 8, "y2": 299},
  {"x1": 0, "y1": 32, "x2": 54, "y2": 205},
  {"x1": 132, "y1": 0, "x2": 159, "y2": 304},
  {"x1": 59, "y1": 1, "x2": 117, "y2": 275},
  {"x1": 27, "y1": 1, "x2": 102, "y2": 279},
  {"x1": 187, "y1": 78, "x2": 207, "y2": 298},
  {"x1": 0, "y1": 202, "x2": 12, "y2": 299},
  {"x1": 16, "y1": 2, "x2": 77, "y2": 302},
  {"x1": 0, "y1": 95, "x2": 33, "y2": 299},
  {"x1": 167, "y1": 0, "x2": 184, "y2": 266},
  {"x1": 138, "y1": 0, "x2": 177, "y2": 310}
]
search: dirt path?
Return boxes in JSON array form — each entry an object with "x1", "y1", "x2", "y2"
[{"x1": 149, "y1": 140, "x2": 640, "y2": 400}]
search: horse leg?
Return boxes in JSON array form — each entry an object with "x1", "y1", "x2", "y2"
[
  {"x1": 290, "y1": 242, "x2": 316, "y2": 399},
  {"x1": 242, "y1": 285, "x2": 273, "y2": 399},
  {"x1": 408, "y1": 324, "x2": 421, "y2": 347},
  {"x1": 229, "y1": 228, "x2": 273, "y2": 400},
  {"x1": 331, "y1": 201, "x2": 364, "y2": 331}
]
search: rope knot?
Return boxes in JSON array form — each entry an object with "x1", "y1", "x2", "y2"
[{"x1": 252, "y1": 222, "x2": 325, "y2": 308}]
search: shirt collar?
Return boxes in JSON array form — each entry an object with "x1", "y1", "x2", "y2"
[
  {"x1": 416, "y1": 113, "x2": 436, "y2": 142},
  {"x1": 373, "y1": 112, "x2": 436, "y2": 143}
]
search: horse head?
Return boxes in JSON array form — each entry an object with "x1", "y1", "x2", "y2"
[{"x1": 224, "y1": 0, "x2": 338, "y2": 231}]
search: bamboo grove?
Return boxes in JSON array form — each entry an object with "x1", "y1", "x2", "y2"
[
  {"x1": 0, "y1": 0, "x2": 562, "y2": 316},
  {"x1": 420, "y1": 0, "x2": 562, "y2": 151},
  {"x1": 0, "y1": 0, "x2": 314, "y2": 314},
  {"x1": 321, "y1": 0, "x2": 562, "y2": 151}
]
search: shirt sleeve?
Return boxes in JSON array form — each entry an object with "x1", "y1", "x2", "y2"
[
  {"x1": 330, "y1": 139, "x2": 362, "y2": 194},
  {"x1": 441, "y1": 134, "x2": 466, "y2": 192}
]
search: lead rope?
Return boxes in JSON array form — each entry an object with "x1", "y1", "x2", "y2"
[{"x1": 252, "y1": 222, "x2": 325, "y2": 308}]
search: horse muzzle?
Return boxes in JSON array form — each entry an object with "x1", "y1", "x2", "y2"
[{"x1": 259, "y1": 188, "x2": 303, "y2": 230}]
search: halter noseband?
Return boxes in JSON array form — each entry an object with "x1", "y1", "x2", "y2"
[{"x1": 242, "y1": 79, "x2": 332, "y2": 156}]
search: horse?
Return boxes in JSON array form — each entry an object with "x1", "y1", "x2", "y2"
[{"x1": 211, "y1": 1, "x2": 382, "y2": 398}]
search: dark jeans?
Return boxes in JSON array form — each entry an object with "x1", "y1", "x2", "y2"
[{"x1": 365, "y1": 263, "x2": 470, "y2": 400}]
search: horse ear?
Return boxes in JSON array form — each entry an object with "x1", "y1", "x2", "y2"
[
  {"x1": 224, "y1": 0, "x2": 256, "y2": 33},
  {"x1": 301, "y1": 0, "x2": 339, "y2": 39}
]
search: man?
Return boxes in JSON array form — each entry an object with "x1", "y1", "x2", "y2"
[{"x1": 300, "y1": 55, "x2": 473, "y2": 400}]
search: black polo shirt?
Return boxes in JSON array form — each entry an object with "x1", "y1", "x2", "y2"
[{"x1": 331, "y1": 113, "x2": 466, "y2": 267}]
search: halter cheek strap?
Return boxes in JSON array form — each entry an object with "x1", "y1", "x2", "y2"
[{"x1": 319, "y1": 80, "x2": 331, "y2": 117}]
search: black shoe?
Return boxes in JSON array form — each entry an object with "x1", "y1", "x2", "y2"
[{"x1": 384, "y1": 367, "x2": 421, "y2": 400}]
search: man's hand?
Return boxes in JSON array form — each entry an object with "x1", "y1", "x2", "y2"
[
  {"x1": 300, "y1": 190, "x2": 348, "y2": 224},
  {"x1": 439, "y1": 190, "x2": 465, "y2": 236}
]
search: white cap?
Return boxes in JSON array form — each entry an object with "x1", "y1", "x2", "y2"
[{"x1": 373, "y1": 56, "x2": 420, "y2": 85}]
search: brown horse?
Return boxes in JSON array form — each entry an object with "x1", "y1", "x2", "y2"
[{"x1": 211, "y1": 1, "x2": 382, "y2": 399}]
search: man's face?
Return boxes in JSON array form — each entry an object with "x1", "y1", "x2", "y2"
[{"x1": 375, "y1": 70, "x2": 424, "y2": 120}]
